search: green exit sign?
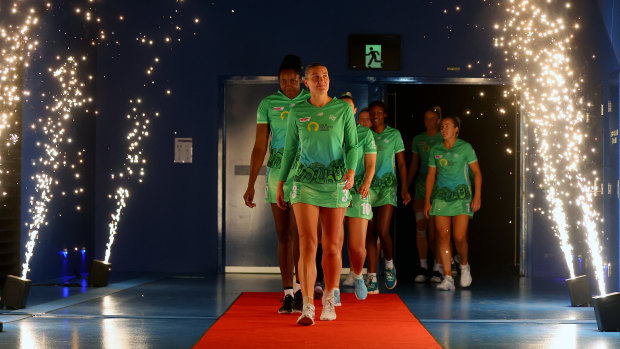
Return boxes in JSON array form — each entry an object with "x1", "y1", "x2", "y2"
[{"x1": 349, "y1": 34, "x2": 400, "y2": 70}]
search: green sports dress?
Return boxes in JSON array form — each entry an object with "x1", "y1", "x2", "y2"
[
  {"x1": 428, "y1": 138, "x2": 478, "y2": 217},
  {"x1": 279, "y1": 97, "x2": 358, "y2": 208},
  {"x1": 369, "y1": 126, "x2": 405, "y2": 207},
  {"x1": 345, "y1": 125, "x2": 377, "y2": 220},
  {"x1": 256, "y1": 89, "x2": 310, "y2": 203},
  {"x1": 412, "y1": 132, "x2": 444, "y2": 200}
]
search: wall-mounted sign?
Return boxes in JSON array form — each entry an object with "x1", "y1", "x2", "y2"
[{"x1": 349, "y1": 34, "x2": 401, "y2": 70}]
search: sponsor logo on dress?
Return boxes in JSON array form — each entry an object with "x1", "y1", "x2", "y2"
[
  {"x1": 318, "y1": 112, "x2": 324, "y2": 116},
  {"x1": 384, "y1": 139, "x2": 389, "y2": 143},
  {"x1": 273, "y1": 107, "x2": 284, "y2": 111},
  {"x1": 420, "y1": 142, "x2": 426, "y2": 145},
  {"x1": 435, "y1": 155, "x2": 443, "y2": 159},
  {"x1": 454, "y1": 153, "x2": 459, "y2": 158},
  {"x1": 308, "y1": 122, "x2": 319, "y2": 132},
  {"x1": 300, "y1": 117, "x2": 311, "y2": 122}
]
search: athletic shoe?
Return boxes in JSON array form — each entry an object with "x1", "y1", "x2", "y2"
[
  {"x1": 314, "y1": 283, "x2": 324, "y2": 299},
  {"x1": 414, "y1": 268, "x2": 429, "y2": 283},
  {"x1": 342, "y1": 271, "x2": 355, "y2": 287},
  {"x1": 430, "y1": 270, "x2": 444, "y2": 283},
  {"x1": 278, "y1": 294, "x2": 294, "y2": 314},
  {"x1": 436, "y1": 275, "x2": 455, "y2": 291},
  {"x1": 460, "y1": 264, "x2": 472, "y2": 287},
  {"x1": 292, "y1": 289, "x2": 303, "y2": 313},
  {"x1": 367, "y1": 278, "x2": 379, "y2": 294},
  {"x1": 454, "y1": 254, "x2": 462, "y2": 264},
  {"x1": 334, "y1": 288, "x2": 342, "y2": 306},
  {"x1": 385, "y1": 267, "x2": 397, "y2": 289},
  {"x1": 354, "y1": 277, "x2": 368, "y2": 300},
  {"x1": 297, "y1": 303, "x2": 315, "y2": 326},
  {"x1": 320, "y1": 292, "x2": 337, "y2": 321}
]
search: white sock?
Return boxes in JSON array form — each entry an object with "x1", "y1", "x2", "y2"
[
  {"x1": 385, "y1": 259, "x2": 394, "y2": 269},
  {"x1": 353, "y1": 272, "x2": 363, "y2": 280},
  {"x1": 284, "y1": 288, "x2": 293, "y2": 297},
  {"x1": 369, "y1": 273, "x2": 377, "y2": 282},
  {"x1": 460, "y1": 263, "x2": 470, "y2": 270},
  {"x1": 420, "y1": 259, "x2": 428, "y2": 269},
  {"x1": 293, "y1": 282, "x2": 301, "y2": 293}
]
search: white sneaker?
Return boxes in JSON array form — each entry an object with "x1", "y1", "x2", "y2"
[
  {"x1": 297, "y1": 303, "x2": 315, "y2": 326},
  {"x1": 436, "y1": 275, "x2": 455, "y2": 291},
  {"x1": 460, "y1": 264, "x2": 472, "y2": 287},
  {"x1": 320, "y1": 291, "x2": 337, "y2": 321},
  {"x1": 342, "y1": 271, "x2": 355, "y2": 287}
]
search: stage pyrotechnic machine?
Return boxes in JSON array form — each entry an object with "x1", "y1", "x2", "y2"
[
  {"x1": 88, "y1": 259, "x2": 111, "y2": 287},
  {"x1": 1, "y1": 275, "x2": 32, "y2": 309},
  {"x1": 593, "y1": 292, "x2": 620, "y2": 332},
  {"x1": 565, "y1": 275, "x2": 591, "y2": 307}
]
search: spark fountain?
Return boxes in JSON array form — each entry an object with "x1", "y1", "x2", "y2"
[
  {"x1": 2, "y1": 55, "x2": 88, "y2": 309},
  {"x1": 0, "y1": 2, "x2": 45, "y2": 310},
  {"x1": 90, "y1": 0, "x2": 193, "y2": 286},
  {"x1": 497, "y1": 0, "x2": 617, "y2": 328}
]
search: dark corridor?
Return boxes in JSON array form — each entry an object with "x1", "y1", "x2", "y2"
[{"x1": 386, "y1": 83, "x2": 520, "y2": 277}]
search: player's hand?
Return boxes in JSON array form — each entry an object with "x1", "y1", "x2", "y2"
[
  {"x1": 359, "y1": 183, "x2": 370, "y2": 199},
  {"x1": 402, "y1": 191, "x2": 411, "y2": 205},
  {"x1": 343, "y1": 170, "x2": 355, "y2": 190},
  {"x1": 243, "y1": 186, "x2": 256, "y2": 208},
  {"x1": 424, "y1": 201, "x2": 432, "y2": 219},
  {"x1": 471, "y1": 196, "x2": 481, "y2": 212},
  {"x1": 276, "y1": 183, "x2": 288, "y2": 210}
]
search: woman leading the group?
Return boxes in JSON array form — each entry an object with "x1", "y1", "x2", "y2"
[
  {"x1": 276, "y1": 63, "x2": 358, "y2": 325},
  {"x1": 366, "y1": 101, "x2": 411, "y2": 294},
  {"x1": 243, "y1": 55, "x2": 308, "y2": 314},
  {"x1": 424, "y1": 116, "x2": 482, "y2": 291}
]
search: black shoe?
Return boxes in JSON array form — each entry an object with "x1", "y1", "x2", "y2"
[
  {"x1": 430, "y1": 271, "x2": 444, "y2": 283},
  {"x1": 278, "y1": 294, "x2": 294, "y2": 314},
  {"x1": 414, "y1": 268, "x2": 429, "y2": 283},
  {"x1": 292, "y1": 289, "x2": 303, "y2": 313}
]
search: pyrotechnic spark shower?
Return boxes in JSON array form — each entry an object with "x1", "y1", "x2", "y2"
[
  {"x1": 22, "y1": 56, "x2": 88, "y2": 279},
  {"x1": 0, "y1": 3, "x2": 42, "y2": 189},
  {"x1": 497, "y1": 0, "x2": 606, "y2": 294},
  {"x1": 102, "y1": 0, "x2": 195, "y2": 263}
]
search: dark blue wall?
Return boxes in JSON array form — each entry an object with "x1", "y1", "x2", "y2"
[{"x1": 18, "y1": 0, "x2": 620, "y2": 283}]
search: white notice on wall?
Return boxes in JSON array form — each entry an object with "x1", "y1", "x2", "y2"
[{"x1": 174, "y1": 137, "x2": 193, "y2": 163}]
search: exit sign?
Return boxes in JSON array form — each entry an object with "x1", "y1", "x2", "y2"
[{"x1": 349, "y1": 34, "x2": 401, "y2": 70}]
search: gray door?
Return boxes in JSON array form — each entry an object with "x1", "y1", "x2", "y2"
[{"x1": 224, "y1": 78, "x2": 281, "y2": 268}]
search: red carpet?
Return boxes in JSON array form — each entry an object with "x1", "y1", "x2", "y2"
[{"x1": 195, "y1": 292, "x2": 441, "y2": 348}]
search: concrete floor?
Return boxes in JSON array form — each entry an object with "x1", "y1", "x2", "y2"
[{"x1": 1, "y1": 272, "x2": 619, "y2": 348}]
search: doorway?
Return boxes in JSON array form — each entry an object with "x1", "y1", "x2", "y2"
[{"x1": 386, "y1": 83, "x2": 520, "y2": 276}]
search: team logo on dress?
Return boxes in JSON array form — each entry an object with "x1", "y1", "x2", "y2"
[
  {"x1": 290, "y1": 103, "x2": 296, "y2": 107},
  {"x1": 329, "y1": 115, "x2": 336, "y2": 121},
  {"x1": 308, "y1": 122, "x2": 319, "y2": 132},
  {"x1": 273, "y1": 107, "x2": 284, "y2": 111},
  {"x1": 453, "y1": 153, "x2": 459, "y2": 158},
  {"x1": 421, "y1": 145, "x2": 431, "y2": 152},
  {"x1": 318, "y1": 112, "x2": 324, "y2": 116},
  {"x1": 439, "y1": 158, "x2": 448, "y2": 167},
  {"x1": 384, "y1": 139, "x2": 389, "y2": 143},
  {"x1": 377, "y1": 136, "x2": 382, "y2": 140},
  {"x1": 280, "y1": 111, "x2": 289, "y2": 120},
  {"x1": 299, "y1": 117, "x2": 311, "y2": 122}
]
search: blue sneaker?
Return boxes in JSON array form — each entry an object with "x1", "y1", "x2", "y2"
[
  {"x1": 385, "y1": 267, "x2": 397, "y2": 289},
  {"x1": 334, "y1": 288, "x2": 342, "y2": 307},
  {"x1": 367, "y1": 278, "x2": 379, "y2": 294},
  {"x1": 354, "y1": 277, "x2": 367, "y2": 300}
]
